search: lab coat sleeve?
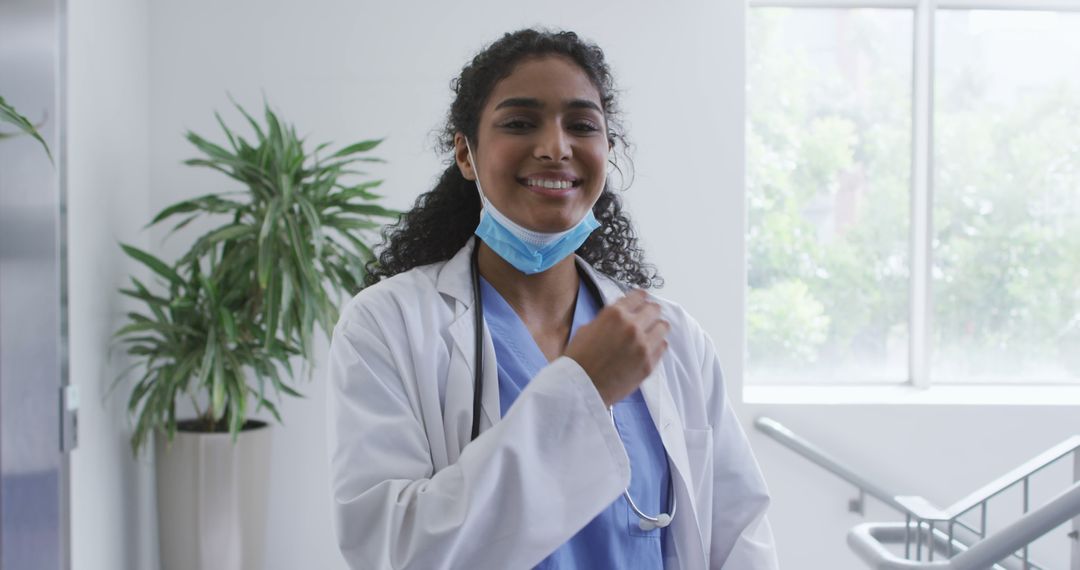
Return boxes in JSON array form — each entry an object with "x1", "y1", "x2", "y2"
[
  {"x1": 326, "y1": 308, "x2": 631, "y2": 570},
  {"x1": 699, "y1": 329, "x2": 780, "y2": 570}
]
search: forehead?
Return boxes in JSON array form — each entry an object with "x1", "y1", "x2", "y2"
[{"x1": 485, "y1": 55, "x2": 602, "y2": 111}]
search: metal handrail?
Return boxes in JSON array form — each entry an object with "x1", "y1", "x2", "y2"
[
  {"x1": 754, "y1": 416, "x2": 1079, "y2": 569},
  {"x1": 754, "y1": 416, "x2": 908, "y2": 511},
  {"x1": 906, "y1": 435, "x2": 1080, "y2": 522},
  {"x1": 849, "y1": 480, "x2": 1080, "y2": 569},
  {"x1": 849, "y1": 523, "x2": 1001, "y2": 570}
]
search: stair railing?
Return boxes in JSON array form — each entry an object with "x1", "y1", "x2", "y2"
[{"x1": 754, "y1": 416, "x2": 1080, "y2": 569}]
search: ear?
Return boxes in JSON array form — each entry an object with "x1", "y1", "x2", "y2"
[{"x1": 453, "y1": 132, "x2": 476, "y2": 181}]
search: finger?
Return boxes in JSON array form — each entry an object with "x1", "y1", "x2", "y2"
[
  {"x1": 649, "y1": 337, "x2": 670, "y2": 363},
  {"x1": 632, "y1": 300, "x2": 663, "y2": 323},
  {"x1": 645, "y1": 319, "x2": 670, "y2": 358},
  {"x1": 646, "y1": 318, "x2": 671, "y2": 340},
  {"x1": 616, "y1": 288, "x2": 649, "y2": 311}
]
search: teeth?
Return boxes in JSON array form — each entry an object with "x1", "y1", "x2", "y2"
[{"x1": 526, "y1": 178, "x2": 573, "y2": 189}]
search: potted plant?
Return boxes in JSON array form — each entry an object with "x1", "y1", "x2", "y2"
[{"x1": 114, "y1": 100, "x2": 397, "y2": 570}]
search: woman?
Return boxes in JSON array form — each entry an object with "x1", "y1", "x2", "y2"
[{"x1": 327, "y1": 29, "x2": 777, "y2": 570}]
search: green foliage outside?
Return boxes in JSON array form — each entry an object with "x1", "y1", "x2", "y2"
[
  {"x1": 747, "y1": 9, "x2": 1080, "y2": 382},
  {"x1": 747, "y1": 10, "x2": 910, "y2": 380},
  {"x1": 934, "y1": 76, "x2": 1080, "y2": 378}
]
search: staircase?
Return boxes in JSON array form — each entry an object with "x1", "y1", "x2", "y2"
[{"x1": 755, "y1": 417, "x2": 1080, "y2": 569}]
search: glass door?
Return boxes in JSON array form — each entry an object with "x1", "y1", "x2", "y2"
[{"x1": 0, "y1": 0, "x2": 70, "y2": 568}]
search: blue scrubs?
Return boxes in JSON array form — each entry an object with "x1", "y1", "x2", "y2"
[{"x1": 479, "y1": 275, "x2": 671, "y2": 570}]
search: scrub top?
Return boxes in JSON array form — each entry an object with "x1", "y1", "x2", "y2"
[{"x1": 479, "y1": 274, "x2": 671, "y2": 570}]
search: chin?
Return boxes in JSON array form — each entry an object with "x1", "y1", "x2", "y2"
[{"x1": 530, "y1": 215, "x2": 579, "y2": 233}]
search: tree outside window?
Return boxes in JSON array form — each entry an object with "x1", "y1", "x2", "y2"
[{"x1": 746, "y1": 6, "x2": 1080, "y2": 385}]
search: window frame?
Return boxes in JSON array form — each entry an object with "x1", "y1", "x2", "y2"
[{"x1": 745, "y1": 0, "x2": 1080, "y2": 389}]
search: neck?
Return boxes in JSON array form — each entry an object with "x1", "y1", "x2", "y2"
[{"x1": 476, "y1": 240, "x2": 579, "y2": 331}]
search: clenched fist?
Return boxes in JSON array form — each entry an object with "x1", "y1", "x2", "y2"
[{"x1": 564, "y1": 289, "x2": 671, "y2": 406}]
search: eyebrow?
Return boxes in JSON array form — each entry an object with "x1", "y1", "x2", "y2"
[{"x1": 493, "y1": 97, "x2": 603, "y2": 113}]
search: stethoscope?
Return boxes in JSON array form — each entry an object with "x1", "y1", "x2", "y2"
[{"x1": 468, "y1": 245, "x2": 677, "y2": 531}]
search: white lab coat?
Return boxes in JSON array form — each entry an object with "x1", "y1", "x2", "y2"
[{"x1": 326, "y1": 237, "x2": 778, "y2": 570}]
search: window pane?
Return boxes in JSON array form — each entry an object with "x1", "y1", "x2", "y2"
[
  {"x1": 933, "y1": 11, "x2": 1080, "y2": 384},
  {"x1": 746, "y1": 8, "x2": 913, "y2": 384}
]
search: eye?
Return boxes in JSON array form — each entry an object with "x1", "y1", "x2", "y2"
[
  {"x1": 570, "y1": 121, "x2": 602, "y2": 133},
  {"x1": 499, "y1": 118, "x2": 535, "y2": 131}
]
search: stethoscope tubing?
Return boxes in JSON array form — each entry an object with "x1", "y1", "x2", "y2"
[{"x1": 470, "y1": 245, "x2": 485, "y2": 441}]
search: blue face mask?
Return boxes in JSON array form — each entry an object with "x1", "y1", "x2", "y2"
[{"x1": 466, "y1": 139, "x2": 601, "y2": 275}]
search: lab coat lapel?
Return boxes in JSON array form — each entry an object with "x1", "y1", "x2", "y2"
[
  {"x1": 438, "y1": 238, "x2": 499, "y2": 443},
  {"x1": 577, "y1": 260, "x2": 709, "y2": 570}
]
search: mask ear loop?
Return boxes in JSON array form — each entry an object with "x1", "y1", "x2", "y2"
[{"x1": 464, "y1": 137, "x2": 489, "y2": 208}]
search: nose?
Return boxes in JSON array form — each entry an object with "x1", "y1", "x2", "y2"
[{"x1": 534, "y1": 124, "x2": 571, "y2": 162}]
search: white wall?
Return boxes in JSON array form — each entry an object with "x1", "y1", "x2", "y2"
[
  {"x1": 65, "y1": 0, "x2": 1078, "y2": 568},
  {"x1": 67, "y1": 0, "x2": 157, "y2": 569}
]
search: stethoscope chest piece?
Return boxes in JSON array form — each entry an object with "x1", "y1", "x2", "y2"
[{"x1": 608, "y1": 406, "x2": 677, "y2": 531}]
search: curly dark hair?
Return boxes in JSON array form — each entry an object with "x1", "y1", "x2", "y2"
[{"x1": 365, "y1": 28, "x2": 662, "y2": 289}]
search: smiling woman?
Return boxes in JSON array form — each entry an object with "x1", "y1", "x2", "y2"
[
  {"x1": 364, "y1": 30, "x2": 657, "y2": 290},
  {"x1": 454, "y1": 55, "x2": 609, "y2": 234},
  {"x1": 326, "y1": 29, "x2": 778, "y2": 570}
]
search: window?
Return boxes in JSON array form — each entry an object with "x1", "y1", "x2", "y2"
[{"x1": 746, "y1": 0, "x2": 1080, "y2": 386}]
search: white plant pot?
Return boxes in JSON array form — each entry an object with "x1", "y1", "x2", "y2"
[{"x1": 155, "y1": 422, "x2": 272, "y2": 570}]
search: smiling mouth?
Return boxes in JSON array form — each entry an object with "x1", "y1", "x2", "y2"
[{"x1": 517, "y1": 177, "x2": 581, "y2": 190}]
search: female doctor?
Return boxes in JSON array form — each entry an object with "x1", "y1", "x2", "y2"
[{"x1": 326, "y1": 29, "x2": 778, "y2": 570}]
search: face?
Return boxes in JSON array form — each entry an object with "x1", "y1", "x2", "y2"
[{"x1": 455, "y1": 55, "x2": 610, "y2": 233}]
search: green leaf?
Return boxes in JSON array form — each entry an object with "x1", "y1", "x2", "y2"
[
  {"x1": 332, "y1": 228, "x2": 376, "y2": 261},
  {"x1": 181, "y1": 223, "x2": 255, "y2": 264},
  {"x1": 211, "y1": 344, "x2": 226, "y2": 421},
  {"x1": 119, "y1": 287, "x2": 169, "y2": 308},
  {"x1": 330, "y1": 203, "x2": 401, "y2": 218},
  {"x1": 214, "y1": 111, "x2": 239, "y2": 152},
  {"x1": 186, "y1": 131, "x2": 236, "y2": 163},
  {"x1": 224, "y1": 369, "x2": 243, "y2": 438},
  {"x1": 255, "y1": 396, "x2": 283, "y2": 423},
  {"x1": 207, "y1": 222, "x2": 255, "y2": 244},
  {"x1": 258, "y1": 199, "x2": 280, "y2": 246},
  {"x1": 198, "y1": 272, "x2": 219, "y2": 309},
  {"x1": 267, "y1": 362, "x2": 303, "y2": 398},
  {"x1": 262, "y1": 272, "x2": 281, "y2": 351},
  {"x1": 280, "y1": 172, "x2": 294, "y2": 204},
  {"x1": 120, "y1": 244, "x2": 184, "y2": 286},
  {"x1": 224, "y1": 351, "x2": 248, "y2": 424},
  {"x1": 130, "y1": 277, "x2": 170, "y2": 323},
  {"x1": 284, "y1": 216, "x2": 318, "y2": 293},
  {"x1": 197, "y1": 328, "x2": 217, "y2": 391},
  {"x1": 167, "y1": 214, "x2": 200, "y2": 236},
  {"x1": 150, "y1": 193, "x2": 248, "y2": 227},
  {"x1": 0, "y1": 95, "x2": 53, "y2": 163},
  {"x1": 218, "y1": 308, "x2": 237, "y2": 343},
  {"x1": 127, "y1": 367, "x2": 161, "y2": 414},
  {"x1": 328, "y1": 138, "x2": 383, "y2": 159},
  {"x1": 149, "y1": 197, "x2": 204, "y2": 226},
  {"x1": 113, "y1": 320, "x2": 196, "y2": 339},
  {"x1": 278, "y1": 263, "x2": 295, "y2": 338},
  {"x1": 228, "y1": 95, "x2": 265, "y2": 140},
  {"x1": 296, "y1": 196, "x2": 324, "y2": 258}
]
